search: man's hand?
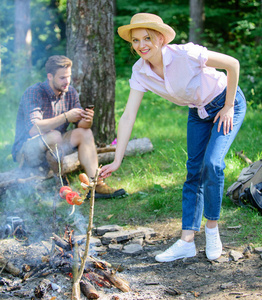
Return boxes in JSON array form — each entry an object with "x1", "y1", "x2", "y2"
[
  {"x1": 66, "y1": 108, "x2": 84, "y2": 123},
  {"x1": 76, "y1": 107, "x2": 94, "y2": 129},
  {"x1": 81, "y1": 107, "x2": 94, "y2": 123}
]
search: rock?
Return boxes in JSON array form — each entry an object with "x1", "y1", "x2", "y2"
[
  {"x1": 243, "y1": 245, "x2": 253, "y2": 258},
  {"x1": 90, "y1": 237, "x2": 102, "y2": 246},
  {"x1": 109, "y1": 244, "x2": 123, "y2": 251},
  {"x1": 137, "y1": 227, "x2": 156, "y2": 239},
  {"x1": 254, "y1": 247, "x2": 262, "y2": 253},
  {"x1": 75, "y1": 235, "x2": 102, "y2": 247},
  {"x1": 93, "y1": 246, "x2": 107, "y2": 252},
  {"x1": 215, "y1": 256, "x2": 229, "y2": 263},
  {"x1": 101, "y1": 227, "x2": 155, "y2": 245},
  {"x1": 95, "y1": 225, "x2": 122, "y2": 236},
  {"x1": 122, "y1": 244, "x2": 143, "y2": 255},
  {"x1": 131, "y1": 238, "x2": 144, "y2": 246},
  {"x1": 220, "y1": 282, "x2": 234, "y2": 289},
  {"x1": 229, "y1": 250, "x2": 244, "y2": 261}
]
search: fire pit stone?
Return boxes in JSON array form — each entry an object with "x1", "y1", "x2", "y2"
[
  {"x1": 122, "y1": 244, "x2": 143, "y2": 255},
  {"x1": 95, "y1": 224, "x2": 122, "y2": 236},
  {"x1": 101, "y1": 227, "x2": 156, "y2": 245}
]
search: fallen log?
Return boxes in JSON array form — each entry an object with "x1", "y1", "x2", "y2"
[
  {"x1": 0, "y1": 138, "x2": 153, "y2": 191},
  {"x1": 63, "y1": 137, "x2": 153, "y2": 173}
]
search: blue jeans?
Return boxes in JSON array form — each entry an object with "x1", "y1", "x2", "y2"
[{"x1": 182, "y1": 87, "x2": 246, "y2": 231}]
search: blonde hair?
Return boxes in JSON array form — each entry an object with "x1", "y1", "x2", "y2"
[{"x1": 45, "y1": 55, "x2": 72, "y2": 76}]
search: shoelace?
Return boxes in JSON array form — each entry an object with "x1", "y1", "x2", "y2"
[{"x1": 207, "y1": 232, "x2": 220, "y2": 247}]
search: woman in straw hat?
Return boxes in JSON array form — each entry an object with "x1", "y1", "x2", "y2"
[{"x1": 100, "y1": 13, "x2": 246, "y2": 262}]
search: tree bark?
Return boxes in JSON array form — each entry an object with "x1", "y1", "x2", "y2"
[
  {"x1": 66, "y1": 0, "x2": 116, "y2": 144},
  {"x1": 189, "y1": 0, "x2": 205, "y2": 44},
  {"x1": 14, "y1": 0, "x2": 32, "y2": 89}
]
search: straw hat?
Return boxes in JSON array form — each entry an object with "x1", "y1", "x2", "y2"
[{"x1": 118, "y1": 13, "x2": 176, "y2": 44}]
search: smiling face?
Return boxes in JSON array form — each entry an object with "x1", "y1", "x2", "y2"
[
  {"x1": 131, "y1": 28, "x2": 164, "y2": 61},
  {"x1": 48, "y1": 67, "x2": 71, "y2": 96}
]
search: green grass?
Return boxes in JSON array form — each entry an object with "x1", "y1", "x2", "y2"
[{"x1": 0, "y1": 77, "x2": 261, "y2": 246}]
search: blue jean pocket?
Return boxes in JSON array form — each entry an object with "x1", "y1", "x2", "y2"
[{"x1": 204, "y1": 88, "x2": 227, "y2": 117}]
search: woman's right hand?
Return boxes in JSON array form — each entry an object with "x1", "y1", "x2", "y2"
[{"x1": 100, "y1": 161, "x2": 120, "y2": 179}]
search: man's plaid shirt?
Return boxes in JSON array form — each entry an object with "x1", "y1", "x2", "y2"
[{"x1": 12, "y1": 80, "x2": 81, "y2": 161}]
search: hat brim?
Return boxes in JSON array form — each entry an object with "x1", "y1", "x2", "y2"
[{"x1": 118, "y1": 22, "x2": 176, "y2": 44}]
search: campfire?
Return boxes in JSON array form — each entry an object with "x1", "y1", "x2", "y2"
[
  {"x1": 0, "y1": 169, "x2": 132, "y2": 299},
  {"x1": 0, "y1": 228, "x2": 131, "y2": 299}
]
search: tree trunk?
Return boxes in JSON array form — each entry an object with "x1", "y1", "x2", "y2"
[
  {"x1": 66, "y1": 0, "x2": 116, "y2": 144},
  {"x1": 189, "y1": 0, "x2": 205, "y2": 44},
  {"x1": 14, "y1": 0, "x2": 32, "y2": 89}
]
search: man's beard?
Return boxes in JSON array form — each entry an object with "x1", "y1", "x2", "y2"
[{"x1": 53, "y1": 81, "x2": 69, "y2": 93}]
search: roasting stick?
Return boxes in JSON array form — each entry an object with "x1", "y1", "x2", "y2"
[
  {"x1": 35, "y1": 123, "x2": 58, "y2": 163},
  {"x1": 55, "y1": 144, "x2": 63, "y2": 187},
  {"x1": 35, "y1": 124, "x2": 76, "y2": 216},
  {"x1": 71, "y1": 167, "x2": 100, "y2": 300}
]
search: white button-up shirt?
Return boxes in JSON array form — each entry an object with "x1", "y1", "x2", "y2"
[{"x1": 129, "y1": 43, "x2": 227, "y2": 119}]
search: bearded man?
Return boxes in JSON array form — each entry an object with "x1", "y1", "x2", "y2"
[{"x1": 12, "y1": 55, "x2": 125, "y2": 199}]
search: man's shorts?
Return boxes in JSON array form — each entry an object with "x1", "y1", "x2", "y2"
[{"x1": 16, "y1": 130, "x2": 75, "y2": 168}]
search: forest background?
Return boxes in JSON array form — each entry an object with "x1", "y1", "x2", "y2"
[{"x1": 0, "y1": 0, "x2": 261, "y2": 244}]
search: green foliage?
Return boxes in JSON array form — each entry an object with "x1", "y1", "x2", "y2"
[
  {"x1": 0, "y1": 0, "x2": 66, "y2": 75},
  {"x1": 30, "y1": 0, "x2": 67, "y2": 67}
]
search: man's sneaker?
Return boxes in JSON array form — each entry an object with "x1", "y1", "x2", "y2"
[
  {"x1": 86, "y1": 179, "x2": 126, "y2": 199},
  {"x1": 155, "y1": 239, "x2": 196, "y2": 262},
  {"x1": 205, "y1": 225, "x2": 222, "y2": 260}
]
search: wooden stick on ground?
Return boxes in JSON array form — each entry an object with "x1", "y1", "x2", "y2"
[{"x1": 236, "y1": 150, "x2": 253, "y2": 165}]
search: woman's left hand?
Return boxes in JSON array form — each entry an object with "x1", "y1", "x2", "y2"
[{"x1": 214, "y1": 105, "x2": 234, "y2": 135}]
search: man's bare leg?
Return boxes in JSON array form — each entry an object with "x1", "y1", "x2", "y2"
[{"x1": 69, "y1": 128, "x2": 98, "y2": 178}]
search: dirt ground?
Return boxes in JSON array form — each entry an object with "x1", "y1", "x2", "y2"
[{"x1": 0, "y1": 220, "x2": 262, "y2": 300}]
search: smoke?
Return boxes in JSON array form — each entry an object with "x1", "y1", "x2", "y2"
[
  {"x1": 0, "y1": 0, "x2": 70, "y2": 243},
  {"x1": 0, "y1": 170, "x2": 90, "y2": 244}
]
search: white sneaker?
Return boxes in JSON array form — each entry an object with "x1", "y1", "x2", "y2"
[
  {"x1": 155, "y1": 239, "x2": 196, "y2": 262},
  {"x1": 205, "y1": 225, "x2": 222, "y2": 260}
]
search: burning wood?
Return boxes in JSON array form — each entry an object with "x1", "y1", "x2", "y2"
[
  {"x1": 83, "y1": 271, "x2": 111, "y2": 288},
  {"x1": 80, "y1": 278, "x2": 99, "y2": 299},
  {"x1": 99, "y1": 269, "x2": 131, "y2": 293},
  {"x1": 22, "y1": 262, "x2": 50, "y2": 281},
  {"x1": 34, "y1": 278, "x2": 51, "y2": 298},
  {"x1": 51, "y1": 232, "x2": 72, "y2": 251},
  {"x1": 0, "y1": 255, "x2": 20, "y2": 277}
]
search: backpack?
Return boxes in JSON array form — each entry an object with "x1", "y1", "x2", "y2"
[{"x1": 226, "y1": 159, "x2": 262, "y2": 213}]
